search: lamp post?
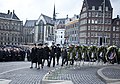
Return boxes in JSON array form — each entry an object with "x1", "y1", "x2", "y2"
[{"x1": 102, "y1": 0, "x2": 105, "y2": 46}]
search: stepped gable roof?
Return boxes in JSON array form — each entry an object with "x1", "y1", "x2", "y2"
[
  {"x1": 41, "y1": 14, "x2": 54, "y2": 25},
  {"x1": 0, "y1": 11, "x2": 20, "y2": 20},
  {"x1": 86, "y1": 0, "x2": 112, "y2": 10},
  {"x1": 24, "y1": 20, "x2": 37, "y2": 27},
  {"x1": 112, "y1": 16, "x2": 120, "y2": 24}
]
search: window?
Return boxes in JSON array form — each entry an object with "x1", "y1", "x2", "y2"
[
  {"x1": 117, "y1": 21, "x2": 119, "y2": 25},
  {"x1": 92, "y1": 6, "x2": 95, "y2": 10},
  {"x1": 106, "y1": 7, "x2": 108, "y2": 11},
  {"x1": 99, "y1": 6, "x2": 102, "y2": 11},
  {"x1": 113, "y1": 26, "x2": 115, "y2": 31}
]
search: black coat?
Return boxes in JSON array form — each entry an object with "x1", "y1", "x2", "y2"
[
  {"x1": 30, "y1": 47, "x2": 38, "y2": 63},
  {"x1": 62, "y1": 49, "x2": 67, "y2": 58},
  {"x1": 56, "y1": 47, "x2": 61, "y2": 57},
  {"x1": 43, "y1": 46, "x2": 50, "y2": 59},
  {"x1": 50, "y1": 45, "x2": 56, "y2": 57},
  {"x1": 37, "y1": 48, "x2": 44, "y2": 64}
]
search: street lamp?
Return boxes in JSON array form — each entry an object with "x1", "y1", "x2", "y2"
[{"x1": 102, "y1": 0, "x2": 106, "y2": 46}]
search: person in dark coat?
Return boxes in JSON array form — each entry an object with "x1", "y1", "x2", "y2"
[
  {"x1": 49, "y1": 42, "x2": 56, "y2": 67},
  {"x1": 56, "y1": 44, "x2": 61, "y2": 65},
  {"x1": 42, "y1": 43, "x2": 50, "y2": 67},
  {"x1": 30, "y1": 44, "x2": 38, "y2": 68},
  {"x1": 37, "y1": 43, "x2": 44, "y2": 69},
  {"x1": 26, "y1": 49, "x2": 31, "y2": 61},
  {"x1": 61, "y1": 47, "x2": 68, "y2": 66}
]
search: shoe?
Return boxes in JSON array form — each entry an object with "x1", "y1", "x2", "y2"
[
  {"x1": 37, "y1": 67, "x2": 40, "y2": 70},
  {"x1": 30, "y1": 67, "x2": 33, "y2": 69}
]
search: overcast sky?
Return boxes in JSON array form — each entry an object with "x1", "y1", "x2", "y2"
[{"x1": 0, "y1": 0, "x2": 120, "y2": 24}]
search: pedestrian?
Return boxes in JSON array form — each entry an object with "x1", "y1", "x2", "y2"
[
  {"x1": 56, "y1": 44, "x2": 61, "y2": 65},
  {"x1": 42, "y1": 43, "x2": 50, "y2": 67},
  {"x1": 37, "y1": 43, "x2": 44, "y2": 69},
  {"x1": 61, "y1": 47, "x2": 68, "y2": 66},
  {"x1": 49, "y1": 42, "x2": 56, "y2": 67},
  {"x1": 30, "y1": 44, "x2": 38, "y2": 69}
]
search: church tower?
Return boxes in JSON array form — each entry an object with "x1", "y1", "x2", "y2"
[{"x1": 53, "y1": 4, "x2": 56, "y2": 21}]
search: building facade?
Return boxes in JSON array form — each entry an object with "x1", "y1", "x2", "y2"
[
  {"x1": 55, "y1": 19, "x2": 66, "y2": 47},
  {"x1": 111, "y1": 15, "x2": 120, "y2": 47},
  {"x1": 34, "y1": 14, "x2": 55, "y2": 45},
  {"x1": 23, "y1": 20, "x2": 36, "y2": 44},
  {"x1": 79, "y1": 0, "x2": 113, "y2": 46},
  {"x1": 0, "y1": 10, "x2": 23, "y2": 45},
  {"x1": 65, "y1": 14, "x2": 80, "y2": 45}
]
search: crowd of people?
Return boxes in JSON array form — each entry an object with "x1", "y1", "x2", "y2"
[
  {"x1": 0, "y1": 44, "x2": 119, "y2": 70},
  {"x1": 29, "y1": 43, "x2": 63, "y2": 69},
  {"x1": 0, "y1": 45, "x2": 26, "y2": 62}
]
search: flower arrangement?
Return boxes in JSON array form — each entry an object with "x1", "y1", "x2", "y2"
[{"x1": 105, "y1": 45, "x2": 118, "y2": 64}]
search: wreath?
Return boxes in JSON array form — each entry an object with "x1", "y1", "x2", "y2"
[
  {"x1": 98, "y1": 46, "x2": 107, "y2": 61},
  {"x1": 67, "y1": 45, "x2": 74, "y2": 60},
  {"x1": 81, "y1": 45, "x2": 89, "y2": 61},
  {"x1": 74, "y1": 46, "x2": 82, "y2": 61},
  {"x1": 88, "y1": 46, "x2": 98, "y2": 62},
  {"x1": 105, "y1": 45, "x2": 118, "y2": 63}
]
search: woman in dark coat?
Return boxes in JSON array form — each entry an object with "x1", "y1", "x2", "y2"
[
  {"x1": 30, "y1": 44, "x2": 38, "y2": 68},
  {"x1": 37, "y1": 44, "x2": 44, "y2": 69}
]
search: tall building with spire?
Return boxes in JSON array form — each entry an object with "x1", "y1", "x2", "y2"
[{"x1": 53, "y1": 4, "x2": 56, "y2": 21}]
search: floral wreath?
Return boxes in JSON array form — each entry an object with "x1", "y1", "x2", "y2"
[{"x1": 105, "y1": 45, "x2": 118, "y2": 62}]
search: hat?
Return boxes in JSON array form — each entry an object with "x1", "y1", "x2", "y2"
[
  {"x1": 57, "y1": 44, "x2": 60, "y2": 46},
  {"x1": 45, "y1": 43, "x2": 48, "y2": 45},
  {"x1": 38, "y1": 43, "x2": 43, "y2": 46}
]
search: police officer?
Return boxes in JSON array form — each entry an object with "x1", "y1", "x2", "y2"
[{"x1": 30, "y1": 44, "x2": 38, "y2": 68}]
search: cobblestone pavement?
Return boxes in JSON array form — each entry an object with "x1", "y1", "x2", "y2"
[
  {"x1": 102, "y1": 65, "x2": 120, "y2": 79},
  {"x1": 0, "y1": 61, "x2": 119, "y2": 84},
  {"x1": 0, "y1": 61, "x2": 60, "y2": 84},
  {"x1": 46, "y1": 65, "x2": 106, "y2": 84}
]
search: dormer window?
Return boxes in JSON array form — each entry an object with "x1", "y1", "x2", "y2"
[
  {"x1": 106, "y1": 7, "x2": 108, "y2": 11},
  {"x1": 92, "y1": 6, "x2": 95, "y2": 10},
  {"x1": 99, "y1": 6, "x2": 102, "y2": 11}
]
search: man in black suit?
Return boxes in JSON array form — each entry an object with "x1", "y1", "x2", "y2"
[
  {"x1": 37, "y1": 43, "x2": 44, "y2": 69},
  {"x1": 42, "y1": 43, "x2": 50, "y2": 67},
  {"x1": 56, "y1": 44, "x2": 61, "y2": 65},
  {"x1": 30, "y1": 44, "x2": 38, "y2": 69},
  {"x1": 49, "y1": 42, "x2": 56, "y2": 67}
]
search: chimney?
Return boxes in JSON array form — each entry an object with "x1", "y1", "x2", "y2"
[
  {"x1": 8, "y1": 10, "x2": 10, "y2": 14},
  {"x1": 66, "y1": 15, "x2": 68, "y2": 19},
  {"x1": 13, "y1": 10, "x2": 15, "y2": 14},
  {"x1": 117, "y1": 15, "x2": 119, "y2": 19}
]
